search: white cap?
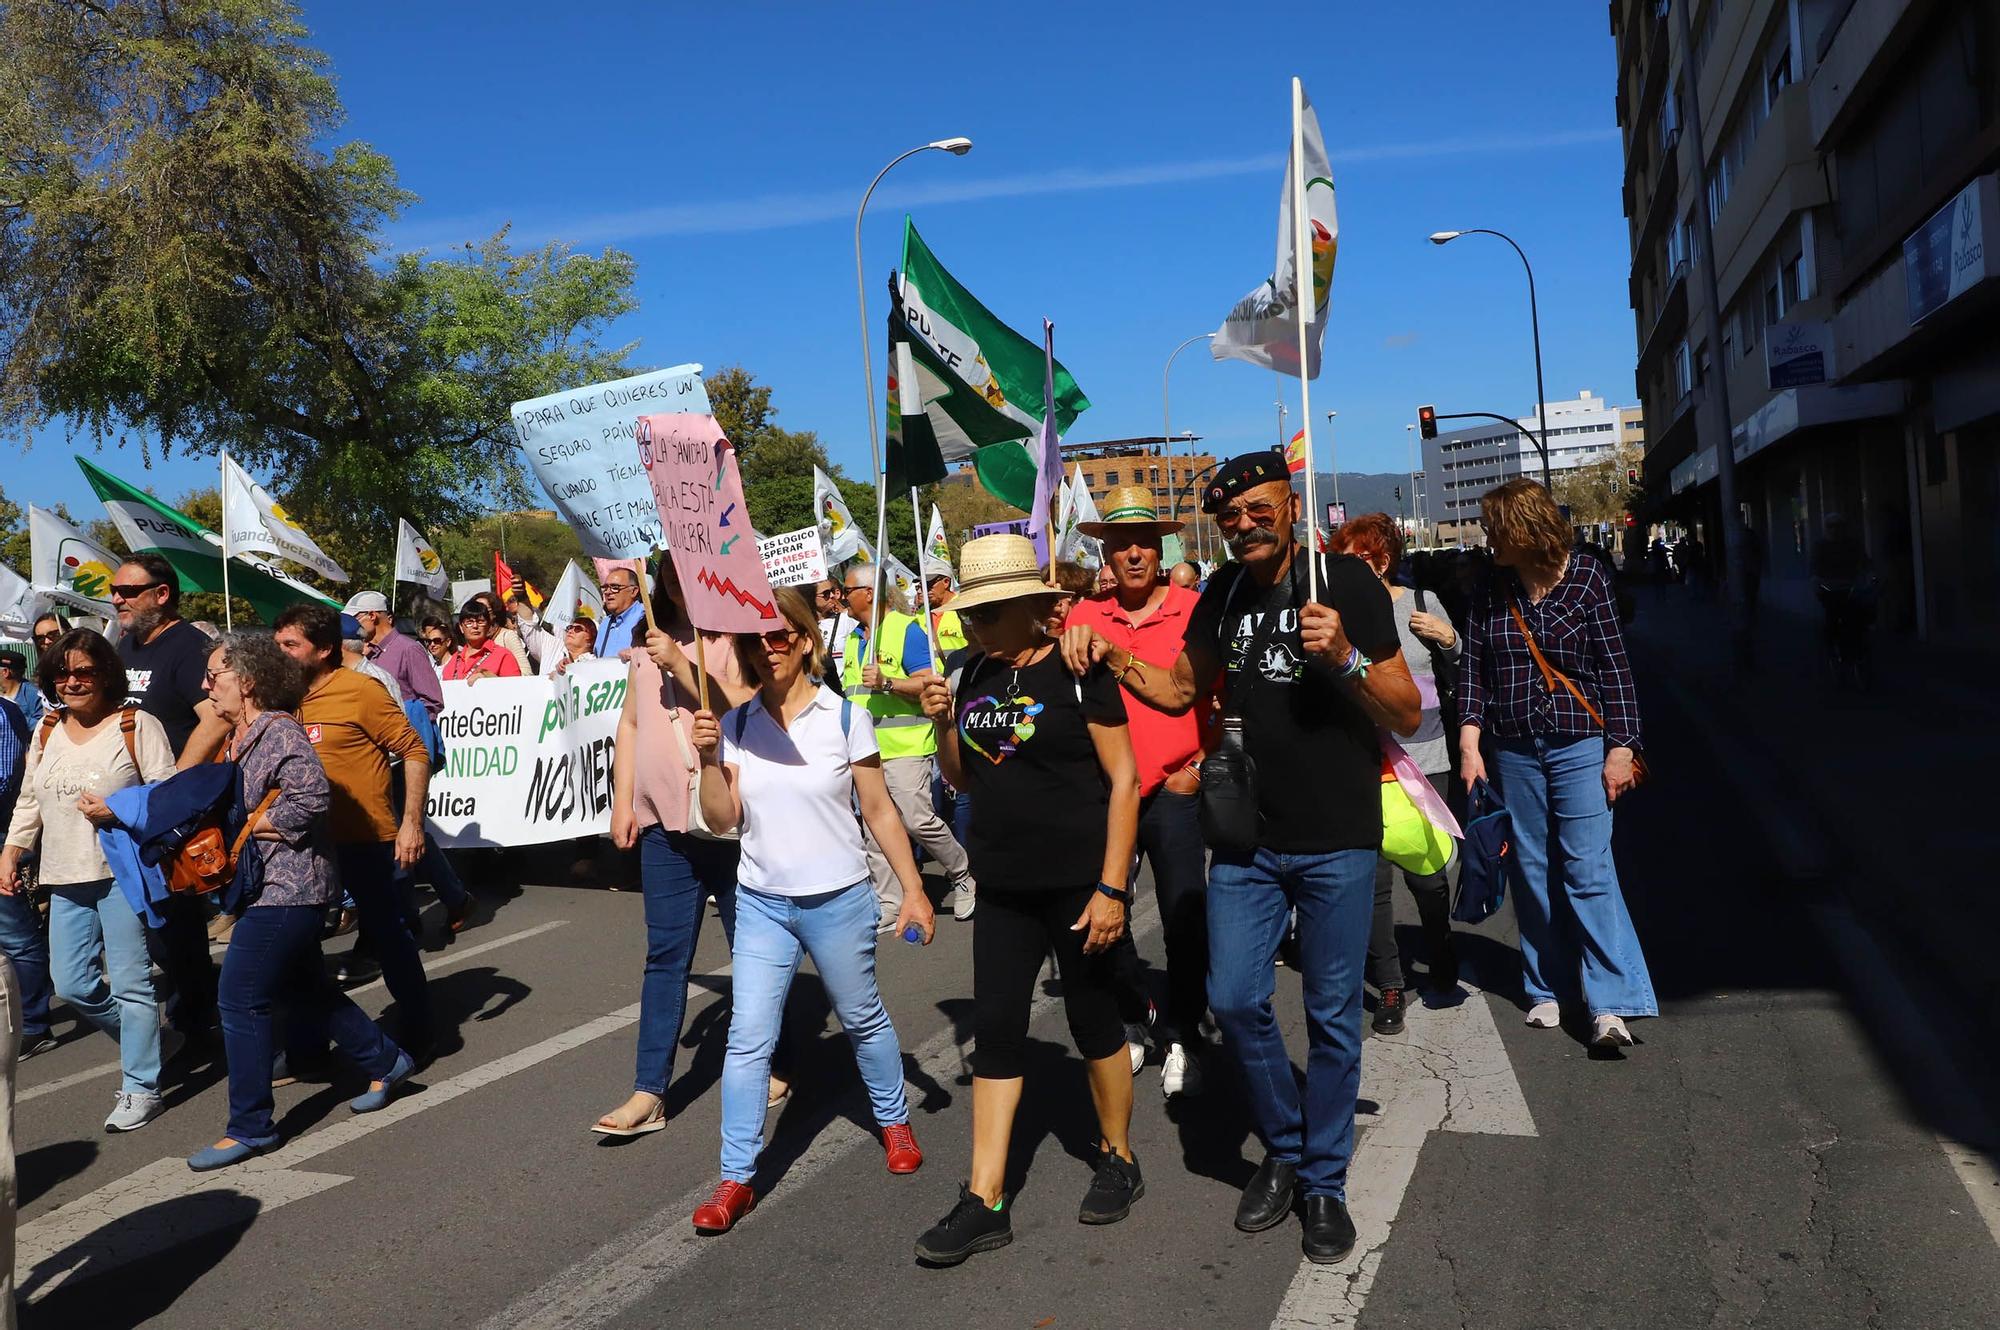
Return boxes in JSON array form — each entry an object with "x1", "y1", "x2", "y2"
[{"x1": 342, "y1": 591, "x2": 390, "y2": 615}]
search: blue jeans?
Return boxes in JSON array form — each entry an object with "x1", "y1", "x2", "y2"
[
  {"x1": 396, "y1": 838, "x2": 469, "y2": 913},
  {"x1": 1491, "y1": 736, "x2": 1658, "y2": 1018},
  {"x1": 48, "y1": 878, "x2": 162, "y2": 1095},
  {"x1": 721, "y1": 881, "x2": 908, "y2": 1182},
  {"x1": 0, "y1": 889, "x2": 52, "y2": 1039},
  {"x1": 335, "y1": 843, "x2": 432, "y2": 1047},
  {"x1": 220, "y1": 905, "x2": 400, "y2": 1145},
  {"x1": 1207, "y1": 847, "x2": 1375, "y2": 1199},
  {"x1": 634, "y1": 826, "x2": 740, "y2": 1097}
]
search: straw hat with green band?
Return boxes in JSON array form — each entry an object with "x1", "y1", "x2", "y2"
[
  {"x1": 1076, "y1": 484, "x2": 1184, "y2": 538},
  {"x1": 944, "y1": 534, "x2": 1061, "y2": 612}
]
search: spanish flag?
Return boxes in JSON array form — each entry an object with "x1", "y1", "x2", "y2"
[{"x1": 1284, "y1": 428, "x2": 1308, "y2": 475}]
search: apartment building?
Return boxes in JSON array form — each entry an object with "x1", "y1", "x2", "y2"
[
  {"x1": 1422, "y1": 391, "x2": 1645, "y2": 545},
  {"x1": 1613, "y1": 0, "x2": 2000, "y2": 639}
]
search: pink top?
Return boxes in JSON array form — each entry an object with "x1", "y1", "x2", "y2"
[{"x1": 629, "y1": 629, "x2": 746, "y2": 834}]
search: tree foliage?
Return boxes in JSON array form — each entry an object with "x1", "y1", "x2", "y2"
[
  {"x1": 0, "y1": 0, "x2": 638, "y2": 566},
  {"x1": 1552, "y1": 441, "x2": 1646, "y2": 530}
]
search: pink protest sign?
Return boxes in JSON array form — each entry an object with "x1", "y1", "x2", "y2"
[{"x1": 637, "y1": 412, "x2": 780, "y2": 632}]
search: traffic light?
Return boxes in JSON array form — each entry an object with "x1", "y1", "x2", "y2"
[
  {"x1": 1394, "y1": 485, "x2": 1402, "y2": 501},
  {"x1": 1417, "y1": 405, "x2": 1438, "y2": 440},
  {"x1": 1624, "y1": 512, "x2": 1637, "y2": 528},
  {"x1": 1626, "y1": 466, "x2": 1639, "y2": 485}
]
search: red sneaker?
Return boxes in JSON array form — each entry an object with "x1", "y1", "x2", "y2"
[
  {"x1": 692, "y1": 1179, "x2": 756, "y2": 1233},
  {"x1": 882, "y1": 1122, "x2": 923, "y2": 1175}
]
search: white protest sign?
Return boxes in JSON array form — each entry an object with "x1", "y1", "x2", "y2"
[
  {"x1": 512, "y1": 364, "x2": 710, "y2": 559},
  {"x1": 758, "y1": 526, "x2": 829, "y2": 588},
  {"x1": 426, "y1": 659, "x2": 627, "y2": 848}
]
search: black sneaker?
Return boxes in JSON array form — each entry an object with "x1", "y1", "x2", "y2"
[
  {"x1": 915, "y1": 1184, "x2": 1013, "y2": 1266},
  {"x1": 19, "y1": 1033, "x2": 58, "y2": 1060},
  {"x1": 1078, "y1": 1149, "x2": 1145, "y2": 1225},
  {"x1": 1372, "y1": 988, "x2": 1407, "y2": 1036}
]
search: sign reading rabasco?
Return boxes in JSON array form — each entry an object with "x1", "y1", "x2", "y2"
[{"x1": 427, "y1": 659, "x2": 628, "y2": 848}]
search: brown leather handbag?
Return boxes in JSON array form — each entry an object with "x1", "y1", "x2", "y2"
[
  {"x1": 165, "y1": 788, "x2": 281, "y2": 895},
  {"x1": 1507, "y1": 601, "x2": 1651, "y2": 788}
]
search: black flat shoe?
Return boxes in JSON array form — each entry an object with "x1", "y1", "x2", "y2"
[
  {"x1": 1302, "y1": 1194, "x2": 1357, "y2": 1264},
  {"x1": 1234, "y1": 1154, "x2": 1297, "y2": 1233}
]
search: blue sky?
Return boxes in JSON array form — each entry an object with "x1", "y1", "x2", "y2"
[{"x1": 24, "y1": 1, "x2": 1635, "y2": 516}]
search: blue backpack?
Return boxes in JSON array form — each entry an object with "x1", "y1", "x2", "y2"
[
  {"x1": 1451, "y1": 778, "x2": 1512, "y2": 925},
  {"x1": 402, "y1": 698, "x2": 446, "y2": 769}
]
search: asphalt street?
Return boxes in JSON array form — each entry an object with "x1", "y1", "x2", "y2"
[{"x1": 13, "y1": 664, "x2": 2000, "y2": 1330}]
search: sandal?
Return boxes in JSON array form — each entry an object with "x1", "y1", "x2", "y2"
[
  {"x1": 767, "y1": 1076, "x2": 792, "y2": 1110},
  {"x1": 592, "y1": 1092, "x2": 668, "y2": 1137}
]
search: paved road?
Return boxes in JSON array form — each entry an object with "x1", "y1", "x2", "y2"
[{"x1": 14, "y1": 666, "x2": 2000, "y2": 1329}]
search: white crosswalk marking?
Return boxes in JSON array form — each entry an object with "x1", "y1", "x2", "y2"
[{"x1": 1269, "y1": 988, "x2": 1536, "y2": 1329}]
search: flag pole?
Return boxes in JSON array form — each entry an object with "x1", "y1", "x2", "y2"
[
  {"x1": 1289, "y1": 77, "x2": 1321, "y2": 603},
  {"x1": 220, "y1": 451, "x2": 235, "y2": 633},
  {"x1": 910, "y1": 485, "x2": 937, "y2": 655}
]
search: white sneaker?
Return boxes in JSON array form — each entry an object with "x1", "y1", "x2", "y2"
[
  {"x1": 952, "y1": 881, "x2": 976, "y2": 922},
  {"x1": 1591, "y1": 1014, "x2": 1635, "y2": 1048},
  {"x1": 1124, "y1": 1023, "x2": 1150, "y2": 1075},
  {"x1": 1161, "y1": 1043, "x2": 1203, "y2": 1099},
  {"x1": 1525, "y1": 1001, "x2": 1562, "y2": 1029},
  {"x1": 104, "y1": 1090, "x2": 164, "y2": 1133}
]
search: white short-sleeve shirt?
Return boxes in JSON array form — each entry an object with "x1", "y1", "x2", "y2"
[{"x1": 719, "y1": 684, "x2": 879, "y2": 897}]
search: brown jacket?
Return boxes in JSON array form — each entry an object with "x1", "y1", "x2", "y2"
[{"x1": 297, "y1": 667, "x2": 428, "y2": 844}]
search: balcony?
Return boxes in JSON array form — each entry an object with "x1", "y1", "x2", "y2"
[
  {"x1": 1711, "y1": 85, "x2": 1828, "y2": 305},
  {"x1": 1635, "y1": 127, "x2": 1682, "y2": 246},
  {"x1": 1810, "y1": 0, "x2": 1922, "y2": 148},
  {"x1": 1637, "y1": 260, "x2": 1690, "y2": 371}
]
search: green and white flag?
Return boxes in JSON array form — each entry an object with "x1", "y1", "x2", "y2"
[
  {"x1": 814, "y1": 466, "x2": 867, "y2": 565},
  {"x1": 29, "y1": 505, "x2": 119, "y2": 615},
  {"x1": 222, "y1": 452, "x2": 349, "y2": 583},
  {"x1": 898, "y1": 220, "x2": 1089, "y2": 509},
  {"x1": 394, "y1": 518, "x2": 449, "y2": 598},
  {"x1": 923, "y1": 504, "x2": 952, "y2": 576}
]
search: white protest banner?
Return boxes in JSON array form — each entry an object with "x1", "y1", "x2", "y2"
[
  {"x1": 757, "y1": 526, "x2": 828, "y2": 588},
  {"x1": 426, "y1": 659, "x2": 627, "y2": 848},
  {"x1": 512, "y1": 364, "x2": 710, "y2": 559}
]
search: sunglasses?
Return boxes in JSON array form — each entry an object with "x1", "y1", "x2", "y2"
[
  {"x1": 758, "y1": 627, "x2": 801, "y2": 649},
  {"x1": 32, "y1": 632, "x2": 59, "y2": 645},
  {"x1": 423, "y1": 634, "x2": 450, "y2": 646},
  {"x1": 109, "y1": 581, "x2": 163, "y2": 601},
  {"x1": 960, "y1": 604, "x2": 1005, "y2": 625},
  {"x1": 842, "y1": 584, "x2": 868, "y2": 596},
  {"x1": 52, "y1": 665, "x2": 105, "y2": 682}
]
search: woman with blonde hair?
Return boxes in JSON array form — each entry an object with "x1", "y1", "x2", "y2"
[{"x1": 1458, "y1": 479, "x2": 1654, "y2": 1048}]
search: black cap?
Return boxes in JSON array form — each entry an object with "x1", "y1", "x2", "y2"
[
  {"x1": 1202, "y1": 450, "x2": 1291, "y2": 514},
  {"x1": 0, "y1": 650, "x2": 23, "y2": 670}
]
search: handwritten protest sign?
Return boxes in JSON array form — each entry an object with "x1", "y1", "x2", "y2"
[
  {"x1": 757, "y1": 526, "x2": 828, "y2": 588},
  {"x1": 513, "y1": 365, "x2": 710, "y2": 559},
  {"x1": 637, "y1": 412, "x2": 780, "y2": 632}
]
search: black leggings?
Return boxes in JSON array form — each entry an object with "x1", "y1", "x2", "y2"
[{"x1": 972, "y1": 885, "x2": 1127, "y2": 1080}]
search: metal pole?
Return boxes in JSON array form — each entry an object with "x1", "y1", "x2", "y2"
[
  {"x1": 1327, "y1": 411, "x2": 1340, "y2": 506},
  {"x1": 1671, "y1": 0, "x2": 1749, "y2": 666},
  {"x1": 1405, "y1": 423, "x2": 1419, "y2": 534},
  {"x1": 1163, "y1": 332, "x2": 1213, "y2": 550},
  {"x1": 1432, "y1": 229, "x2": 1551, "y2": 487},
  {"x1": 219, "y1": 451, "x2": 234, "y2": 633}
]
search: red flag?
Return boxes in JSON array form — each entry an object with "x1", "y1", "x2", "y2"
[
  {"x1": 1284, "y1": 429, "x2": 1307, "y2": 475},
  {"x1": 493, "y1": 551, "x2": 517, "y2": 601}
]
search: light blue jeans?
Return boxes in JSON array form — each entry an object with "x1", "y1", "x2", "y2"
[
  {"x1": 49, "y1": 877, "x2": 162, "y2": 1095},
  {"x1": 720, "y1": 881, "x2": 908, "y2": 1183},
  {"x1": 1492, "y1": 735, "x2": 1658, "y2": 1019}
]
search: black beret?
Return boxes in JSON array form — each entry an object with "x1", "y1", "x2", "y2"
[{"x1": 1203, "y1": 450, "x2": 1291, "y2": 514}]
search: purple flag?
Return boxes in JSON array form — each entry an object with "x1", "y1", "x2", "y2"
[{"x1": 1028, "y1": 319, "x2": 1061, "y2": 538}]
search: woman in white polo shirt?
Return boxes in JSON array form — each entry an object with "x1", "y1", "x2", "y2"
[{"x1": 684, "y1": 585, "x2": 935, "y2": 1235}]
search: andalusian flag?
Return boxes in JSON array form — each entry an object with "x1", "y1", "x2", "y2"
[
  {"x1": 394, "y1": 519, "x2": 449, "y2": 598},
  {"x1": 898, "y1": 220, "x2": 1089, "y2": 509},
  {"x1": 29, "y1": 505, "x2": 119, "y2": 615},
  {"x1": 925, "y1": 505, "x2": 951, "y2": 569},
  {"x1": 221, "y1": 453, "x2": 348, "y2": 582},
  {"x1": 75, "y1": 457, "x2": 337, "y2": 619}
]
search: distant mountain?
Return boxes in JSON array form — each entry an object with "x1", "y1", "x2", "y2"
[{"x1": 1293, "y1": 472, "x2": 1416, "y2": 522}]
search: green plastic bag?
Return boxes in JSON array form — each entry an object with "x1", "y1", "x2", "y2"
[{"x1": 1381, "y1": 774, "x2": 1454, "y2": 876}]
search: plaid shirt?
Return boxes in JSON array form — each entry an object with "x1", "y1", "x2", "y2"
[{"x1": 1460, "y1": 551, "x2": 1642, "y2": 751}]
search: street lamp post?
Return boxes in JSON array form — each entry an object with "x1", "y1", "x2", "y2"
[
  {"x1": 853, "y1": 136, "x2": 971, "y2": 656},
  {"x1": 1429, "y1": 228, "x2": 1551, "y2": 489},
  {"x1": 1163, "y1": 332, "x2": 1214, "y2": 560},
  {"x1": 1405, "y1": 422, "x2": 1419, "y2": 538},
  {"x1": 1326, "y1": 411, "x2": 1340, "y2": 506}
]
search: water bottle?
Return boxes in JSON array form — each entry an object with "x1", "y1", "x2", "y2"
[{"x1": 901, "y1": 924, "x2": 923, "y2": 945}]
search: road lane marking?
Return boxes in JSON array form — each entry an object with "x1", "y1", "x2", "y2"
[
  {"x1": 1937, "y1": 1137, "x2": 2000, "y2": 1251},
  {"x1": 18, "y1": 920, "x2": 572, "y2": 1106},
  {"x1": 1269, "y1": 987, "x2": 1536, "y2": 1330},
  {"x1": 479, "y1": 905, "x2": 1168, "y2": 1330},
  {"x1": 17, "y1": 961, "x2": 729, "y2": 1303}
]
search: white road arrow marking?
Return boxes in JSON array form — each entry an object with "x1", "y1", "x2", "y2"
[{"x1": 1269, "y1": 988, "x2": 1538, "y2": 1329}]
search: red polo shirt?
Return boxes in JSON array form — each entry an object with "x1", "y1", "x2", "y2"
[
  {"x1": 1065, "y1": 584, "x2": 1213, "y2": 796},
  {"x1": 443, "y1": 639, "x2": 522, "y2": 681}
]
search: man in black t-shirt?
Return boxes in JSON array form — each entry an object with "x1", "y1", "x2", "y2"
[
  {"x1": 111, "y1": 554, "x2": 224, "y2": 1045},
  {"x1": 1080, "y1": 452, "x2": 1419, "y2": 1264}
]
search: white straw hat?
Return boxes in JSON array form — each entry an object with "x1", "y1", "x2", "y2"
[{"x1": 946, "y1": 535, "x2": 1060, "y2": 612}]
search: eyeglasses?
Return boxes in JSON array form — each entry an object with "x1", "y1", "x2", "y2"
[
  {"x1": 52, "y1": 665, "x2": 104, "y2": 682},
  {"x1": 108, "y1": 581, "x2": 163, "y2": 601},
  {"x1": 842, "y1": 584, "x2": 868, "y2": 597},
  {"x1": 1216, "y1": 499, "x2": 1285, "y2": 527},
  {"x1": 203, "y1": 667, "x2": 236, "y2": 685},
  {"x1": 603, "y1": 582, "x2": 636, "y2": 597},
  {"x1": 758, "y1": 627, "x2": 801, "y2": 649}
]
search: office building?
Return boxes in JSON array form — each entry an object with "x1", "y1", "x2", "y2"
[
  {"x1": 1423, "y1": 391, "x2": 1645, "y2": 545},
  {"x1": 1612, "y1": 0, "x2": 2000, "y2": 639}
]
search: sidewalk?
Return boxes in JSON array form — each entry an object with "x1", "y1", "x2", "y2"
[{"x1": 1629, "y1": 589, "x2": 2000, "y2": 1039}]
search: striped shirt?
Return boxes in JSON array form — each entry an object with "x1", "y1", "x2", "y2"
[{"x1": 1460, "y1": 551, "x2": 1642, "y2": 751}]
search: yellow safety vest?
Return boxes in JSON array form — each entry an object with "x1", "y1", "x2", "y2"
[
  {"x1": 933, "y1": 607, "x2": 968, "y2": 658},
  {"x1": 841, "y1": 610, "x2": 937, "y2": 760}
]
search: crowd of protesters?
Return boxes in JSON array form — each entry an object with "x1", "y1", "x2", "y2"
[{"x1": 0, "y1": 453, "x2": 1652, "y2": 1278}]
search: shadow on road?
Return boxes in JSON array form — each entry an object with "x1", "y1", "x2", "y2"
[
  {"x1": 16, "y1": 1140, "x2": 97, "y2": 1208},
  {"x1": 19, "y1": 1192, "x2": 259, "y2": 1328}
]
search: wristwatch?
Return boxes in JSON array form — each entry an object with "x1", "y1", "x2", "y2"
[{"x1": 1095, "y1": 881, "x2": 1133, "y2": 905}]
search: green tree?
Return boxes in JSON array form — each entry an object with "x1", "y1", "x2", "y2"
[
  {"x1": 0, "y1": 1, "x2": 638, "y2": 572},
  {"x1": 434, "y1": 511, "x2": 584, "y2": 593},
  {"x1": 1553, "y1": 441, "x2": 1646, "y2": 530}
]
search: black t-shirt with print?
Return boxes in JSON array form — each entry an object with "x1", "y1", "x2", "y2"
[
  {"x1": 120, "y1": 618, "x2": 211, "y2": 756},
  {"x1": 1186, "y1": 551, "x2": 1400, "y2": 854},
  {"x1": 953, "y1": 647, "x2": 1126, "y2": 893}
]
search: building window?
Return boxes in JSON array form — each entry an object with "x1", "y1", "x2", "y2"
[
  {"x1": 1766, "y1": 46, "x2": 1792, "y2": 108},
  {"x1": 1673, "y1": 341, "x2": 1693, "y2": 399},
  {"x1": 1104, "y1": 469, "x2": 1119, "y2": 484}
]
